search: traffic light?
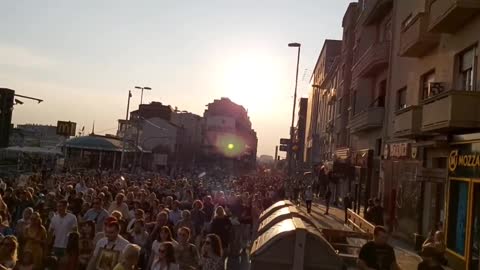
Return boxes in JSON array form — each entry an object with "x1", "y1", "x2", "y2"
[{"x1": 0, "y1": 88, "x2": 14, "y2": 148}]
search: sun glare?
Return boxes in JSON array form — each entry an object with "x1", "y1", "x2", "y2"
[{"x1": 220, "y1": 53, "x2": 280, "y2": 114}]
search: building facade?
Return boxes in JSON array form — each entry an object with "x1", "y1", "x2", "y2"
[
  {"x1": 304, "y1": 1, "x2": 480, "y2": 262},
  {"x1": 295, "y1": 98, "x2": 308, "y2": 168},
  {"x1": 202, "y1": 98, "x2": 258, "y2": 171}
]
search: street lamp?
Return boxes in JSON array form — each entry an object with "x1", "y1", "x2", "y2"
[
  {"x1": 288, "y1": 42, "x2": 301, "y2": 177},
  {"x1": 134, "y1": 86, "x2": 152, "y2": 105}
]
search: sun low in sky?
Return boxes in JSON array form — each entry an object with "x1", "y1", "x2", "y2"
[{"x1": 0, "y1": 0, "x2": 351, "y2": 156}]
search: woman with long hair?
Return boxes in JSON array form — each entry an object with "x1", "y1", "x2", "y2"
[
  {"x1": 200, "y1": 234, "x2": 224, "y2": 270},
  {"x1": 148, "y1": 226, "x2": 178, "y2": 269},
  {"x1": 79, "y1": 221, "x2": 95, "y2": 269},
  {"x1": 175, "y1": 227, "x2": 199, "y2": 270},
  {"x1": 0, "y1": 236, "x2": 18, "y2": 269},
  {"x1": 113, "y1": 244, "x2": 141, "y2": 270},
  {"x1": 175, "y1": 211, "x2": 194, "y2": 240},
  {"x1": 58, "y1": 232, "x2": 80, "y2": 270},
  {"x1": 210, "y1": 206, "x2": 232, "y2": 253},
  {"x1": 22, "y1": 212, "x2": 46, "y2": 269},
  {"x1": 151, "y1": 242, "x2": 179, "y2": 270}
]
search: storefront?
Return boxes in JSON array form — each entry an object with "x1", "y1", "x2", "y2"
[
  {"x1": 382, "y1": 141, "x2": 423, "y2": 240},
  {"x1": 445, "y1": 134, "x2": 480, "y2": 270},
  {"x1": 350, "y1": 149, "x2": 374, "y2": 214}
]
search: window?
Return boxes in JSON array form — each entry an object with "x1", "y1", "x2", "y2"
[
  {"x1": 397, "y1": 88, "x2": 407, "y2": 110},
  {"x1": 458, "y1": 46, "x2": 477, "y2": 91},
  {"x1": 447, "y1": 180, "x2": 468, "y2": 256},
  {"x1": 421, "y1": 70, "x2": 436, "y2": 99}
]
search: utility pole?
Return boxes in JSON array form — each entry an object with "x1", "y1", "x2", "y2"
[
  {"x1": 288, "y1": 42, "x2": 301, "y2": 176},
  {"x1": 120, "y1": 90, "x2": 132, "y2": 170}
]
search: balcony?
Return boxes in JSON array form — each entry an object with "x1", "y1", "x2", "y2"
[
  {"x1": 399, "y1": 13, "x2": 440, "y2": 57},
  {"x1": 362, "y1": 0, "x2": 394, "y2": 25},
  {"x1": 393, "y1": 105, "x2": 423, "y2": 138},
  {"x1": 428, "y1": 0, "x2": 480, "y2": 33},
  {"x1": 349, "y1": 107, "x2": 385, "y2": 134},
  {"x1": 352, "y1": 42, "x2": 390, "y2": 80},
  {"x1": 421, "y1": 90, "x2": 480, "y2": 133}
]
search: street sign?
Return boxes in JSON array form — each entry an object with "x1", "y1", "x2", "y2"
[
  {"x1": 57, "y1": 121, "x2": 77, "y2": 136},
  {"x1": 280, "y1": 138, "x2": 291, "y2": 145},
  {"x1": 279, "y1": 145, "x2": 288, "y2": 152}
]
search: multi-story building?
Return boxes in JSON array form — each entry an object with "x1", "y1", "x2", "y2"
[
  {"x1": 202, "y1": 98, "x2": 257, "y2": 171},
  {"x1": 306, "y1": 40, "x2": 342, "y2": 166},
  {"x1": 384, "y1": 0, "x2": 480, "y2": 267},
  {"x1": 349, "y1": 0, "x2": 393, "y2": 212}
]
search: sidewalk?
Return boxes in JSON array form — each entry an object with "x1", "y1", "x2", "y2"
[{"x1": 300, "y1": 202, "x2": 422, "y2": 270}]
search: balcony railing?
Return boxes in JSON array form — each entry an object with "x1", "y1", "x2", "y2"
[
  {"x1": 361, "y1": 0, "x2": 394, "y2": 26},
  {"x1": 428, "y1": 0, "x2": 480, "y2": 33},
  {"x1": 399, "y1": 12, "x2": 440, "y2": 57},
  {"x1": 393, "y1": 105, "x2": 423, "y2": 138},
  {"x1": 352, "y1": 42, "x2": 390, "y2": 80},
  {"x1": 349, "y1": 107, "x2": 385, "y2": 134},
  {"x1": 421, "y1": 90, "x2": 480, "y2": 133}
]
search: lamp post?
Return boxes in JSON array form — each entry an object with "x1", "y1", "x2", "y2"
[
  {"x1": 120, "y1": 90, "x2": 132, "y2": 170},
  {"x1": 288, "y1": 42, "x2": 301, "y2": 176},
  {"x1": 134, "y1": 86, "x2": 151, "y2": 105}
]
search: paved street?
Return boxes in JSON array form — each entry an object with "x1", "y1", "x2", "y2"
[{"x1": 298, "y1": 202, "x2": 422, "y2": 270}]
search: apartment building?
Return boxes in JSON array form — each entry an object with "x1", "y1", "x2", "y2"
[
  {"x1": 305, "y1": 40, "x2": 342, "y2": 165},
  {"x1": 384, "y1": 0, "x2": 480, "y2": 268},
  {"x1": 349, "y1": 0, "x2": 393, "y2": 212}
]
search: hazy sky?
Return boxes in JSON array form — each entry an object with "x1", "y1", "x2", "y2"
[{"x1": 1, "y1": 0, "x2": 351, "y2": 156}]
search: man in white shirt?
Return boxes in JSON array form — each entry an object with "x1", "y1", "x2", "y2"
[
  {"x1": 87, "y1": 220, "x2": 130, "y2": 270},
  {"x1": 108, "y1": 193, "x2": 130, "y2": 221},
  {"x1": 48, "y1": 200, "x2": 78, "y2": 258}
]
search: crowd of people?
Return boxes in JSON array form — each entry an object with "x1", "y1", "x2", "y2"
[{"x1": 0, "y1": 170, "x2": 284, "y2": 270}]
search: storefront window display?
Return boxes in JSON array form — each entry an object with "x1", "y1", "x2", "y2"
[{"x1": 447, "y1": 180, "x2": 468, "y2": 257}]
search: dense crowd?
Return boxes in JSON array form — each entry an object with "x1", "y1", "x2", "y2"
[{"x1": 0, "y1": 171, "x2": 285, "y2": 270}]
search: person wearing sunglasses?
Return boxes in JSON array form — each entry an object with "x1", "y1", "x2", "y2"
[
  {"x1": 151, "y1": 242, "x2": 179, "y2": 270},
  {"x1": 200, "y1": 234, "x2": 224, "y2": 270}
]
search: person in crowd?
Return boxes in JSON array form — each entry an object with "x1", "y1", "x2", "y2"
[
  {"x1": 200, "y1": 234, "x2": 224, "y2": 270},
  {"x1": 251, "y1": 196, "x2": 263, "y2": 240},
  {"x1": 83, "y1": 197, "x2": 110, "y2": 233},
  {"x1": 358, "y1": 226, "x2": 399, "y2": 270},
  {"x1": 417, "y1": 246, "x2": 444, "y2": 270},
  {"x1": 148, "y1": 212, "x2": 174, "y2": 247},
  {"x1": 343, "y1": 193, "x2": 353, "y2": 224},
  {"x1": 15, "y1": 208, "x2": 33, "y2": 246},
  {"x1": 15, "y1": 250, "x2": 34, "y2": 270},
  {"x1": 70, "y1": 191, "x2": 85, "y2": 218},
  {"x1": 130, "y1": 219, "x2": 148, "y2": 247},
  {"x1": 202, "y1": 196, "x2": 215, "y2": 223},
  {"x1": 239, "y1": 192, "x2": 252, "y2": 252},
  {"x1": 169, "y1": 201, "x2": 183, "y2": 227},
  {"x1": 0, "y1": 216, "x2": 13, "y2": 237},
  {"x1": 43, "y1": 256, "x2": 58, "y2": 270},
  {"x1": 175, "y1": 211, "x2": 194, "y2": 240},
  {"x1": 48, "y1": 200, "x2": 78, "y2": 258},
  {"x1": 79, "y1": 221, "x2": 96, "y2": 269},
  {"x1": 190, "y1": 200, "x2": 206, "y2": 245},
  {"x1": 365, "y1": 199, "x2": 375, "y2": 223},
  {"x1": 210, "y1": 206, "x2": 232, "y2": 254},
  {"x1": 151, "y1": 242, "x2": 179, "y2": 270},
  {"x1": 108, "y1": 194, "x2": 130, "y2": 221},
  {"x1": 324, "y1": 186, "x2": 332, "y2": 215},
  {"x1": 0, "y1": 236, "x2": 18, "y2": 270},
  {"x1": 22, "y1": 212, "x2": 46, "y2": 269},
  {"x1": 127, "y1": 209, "x2": 145, "y2": 233},
  {"x1": 305, "y1": 186, "x2": 313, "y2": 214},
  {"x1": 148, "y1": 226, "x2": 178, "y2": 270},
  {"x1": 175, "y1": 227, "x2": 199, "y2": 270},
  {"x1": 422, "y1": 229, "x2": 446, "y2": 266},
  {"x1": 87, "y1": 220, "x2": 130, "y2": 270},
  {"x1": 113, "y1": 244, "x2": 141, "y2": 270},
  {"x1": 58, "y1": 232, "x2": 80, "y2": 270},
  {"x1": 371, "y1": 198, "x2": 385, "y2": 226}
]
